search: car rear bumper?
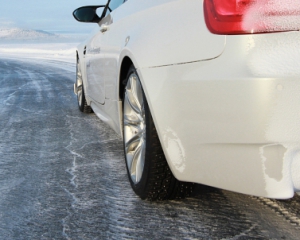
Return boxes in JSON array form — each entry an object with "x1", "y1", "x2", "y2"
[{"x1": 138, "y1": 31, "x2": 300, "y2": 198}]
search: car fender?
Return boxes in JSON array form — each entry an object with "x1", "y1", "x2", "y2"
[{"x1": 111, "y1": 0, "x2": 226, "y2": 69}]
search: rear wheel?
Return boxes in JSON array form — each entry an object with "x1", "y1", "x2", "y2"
[
  {"x1": 76, "y1": 58, "x2": 92, "y2": 113},
  {"x1": 123, "y1": 66, "x2": 194, "y2": 200}
]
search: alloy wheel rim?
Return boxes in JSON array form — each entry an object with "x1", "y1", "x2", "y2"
[
  {"x1": 76, "y1": 61, "x2": 83, "y2": 106},
  {"x1": 123, "y1": 73, "x2": 146, "y2": 184}
]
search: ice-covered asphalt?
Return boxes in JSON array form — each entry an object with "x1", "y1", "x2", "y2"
[{"x1": 1, "y1": 58, "x2": 300, "y2": 239}]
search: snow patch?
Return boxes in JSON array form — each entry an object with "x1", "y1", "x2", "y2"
[
  {"x1": 259, "y1": 144, "x2": 293, "y2": 198},
  {"x1": 247, "y1": 32, "x2": 300, "y2": 77},
  {"x1": 163, "y1": 128, "x2": 186, "y2": 173},
  {"x1": 0, "y1": 42, "x2": 78, "y2": 66},
  {"x1": 0, "y1": 28, "x2": 62, "y2": 42},
  {"x1": 291, "y1": 151, "x2": 300, "y2": 191},
  {"x1": 0, "y1": 27, "x2": 87, "y2": 44},
  {"x1": 0, "y1": 28, "x2": 84, "y2": 67},
  {"x1": 243, "y1": 0, "x2": 300, "y2": 33}
]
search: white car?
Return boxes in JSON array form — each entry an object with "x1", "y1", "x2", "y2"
[{"x1": 73, "y1": 0, "x2": 300, "y2": 200}]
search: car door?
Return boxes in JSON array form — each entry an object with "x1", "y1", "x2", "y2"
[
  {"x1": 96, "y1": 0, "x2": 126, "y2": 101},
  {"x1": 85, "y1": 0, "x2": 125, "y2": 105},
  {"x1": 85, "y1": 25, "x2": 106, "y2": 105}
]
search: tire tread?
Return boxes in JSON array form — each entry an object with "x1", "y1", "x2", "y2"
[
  {"x1": 124, "y1": 65, "x2": 194, "y2": 201},
  {"x1": 82, "y1": 96, "x2": 92, "y2": 113},
  {"x1": 144, "y1": 112, "x2": 194, "y2": 201}
]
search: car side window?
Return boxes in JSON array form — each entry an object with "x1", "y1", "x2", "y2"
[{"x1": 108, "y1": 0, "x2": 125, "y2": 12}]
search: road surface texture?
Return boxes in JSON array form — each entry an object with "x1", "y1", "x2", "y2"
[{"x1": 1, "y1": 58, "x2": 300, "y2": 239}]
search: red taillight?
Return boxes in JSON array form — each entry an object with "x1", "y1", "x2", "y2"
[{"x1": 204, "y1": 0, "x2": 300, "y2": 35}]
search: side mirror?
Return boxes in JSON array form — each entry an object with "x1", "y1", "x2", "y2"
[{"x1": 73, "y1": 5, "x2": 106, "y2": 23}]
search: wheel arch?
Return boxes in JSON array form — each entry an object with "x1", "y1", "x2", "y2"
[
  {"x1": 119, "y1": 56, "x2": 133, "y2": 101},
  {"x1": 120, "y1": 61, "x2": 195, "y2": 200},
  {"x1": 117, "y1": 54, "x2": 178, "y2": 177}
]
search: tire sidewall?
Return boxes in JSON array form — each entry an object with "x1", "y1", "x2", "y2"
[
  {"x1": 76, "y1": 60, "x2": 85, "y2": 112},
  {"x1": 123, "y1": 66, "x2": 152, "y2": 199}
]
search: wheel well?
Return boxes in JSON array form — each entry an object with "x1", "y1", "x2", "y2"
[{"x1": 119, "y1": 57, "x2": 133, "y2": 100}]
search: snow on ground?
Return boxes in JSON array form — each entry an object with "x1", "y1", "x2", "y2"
[
  {"x1": 0, "y1": 42, "x2": 78, "y2": 71},
  {"x1": 0, "y1": 28, "x2": 86, "y2": 71},
  {"x1": 0, "y1": 28, "x2": 60, "y2": 40},
  {"x1": 0, "y1": 43, "x2": 77, "y2": 62},
  {"x1": 0, "y1": 28, "x2": 87, "y2": 42}
]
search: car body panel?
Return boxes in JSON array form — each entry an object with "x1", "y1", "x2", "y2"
[
  {"x1": 138, "y1": 31, "x2": 300, "y2": 199},
  {"x1": 75, "y1": 0, "x2": 300, "y2": 198},
  {"x1": 104, "y1": 0, "x2": 225, "y2": 68},
  {"x1": 86, "y1": 31, "x2": 106, "y2": 104}
]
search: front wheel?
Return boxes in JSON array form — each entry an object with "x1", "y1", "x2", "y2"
[
  {"x1": 76, "y1": 58, "x2": 92, "y2": 113},
  {"x1": 123, "y1": 66, "x2": 194, "y2": 200}
]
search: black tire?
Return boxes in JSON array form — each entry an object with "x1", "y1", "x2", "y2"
[
  {"x1": 123, "y1": 66, "x2": 194, "y2": 201},
  {"x1": 76, "y1": 58, "x2": 92, "y2": 113},
  {"x1": 78, "y1": 85, "x2": 92, "y2": 113}
]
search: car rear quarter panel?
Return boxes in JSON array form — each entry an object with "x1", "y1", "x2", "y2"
[
  {"x1": 106, "y1": 0, "x2": 225, "y2": 69},
  {"x1": 138, "y1": 31, "x2": 300, "y2": 199},
  {"x1": 100, "y1": 0, "x2": 225, "y2": 137}
]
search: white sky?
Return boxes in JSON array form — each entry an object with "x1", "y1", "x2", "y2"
[{"x1": 0, "y1": 0, "x2": 107, "y2": 33}]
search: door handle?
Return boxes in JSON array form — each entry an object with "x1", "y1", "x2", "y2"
[{"x1": 100, "y1": 25, "x2": 109, "y2": 33}]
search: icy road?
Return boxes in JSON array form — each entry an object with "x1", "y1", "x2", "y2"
[{"x1": 1, "y1": 58, "x2": 300, "y2": 239}]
